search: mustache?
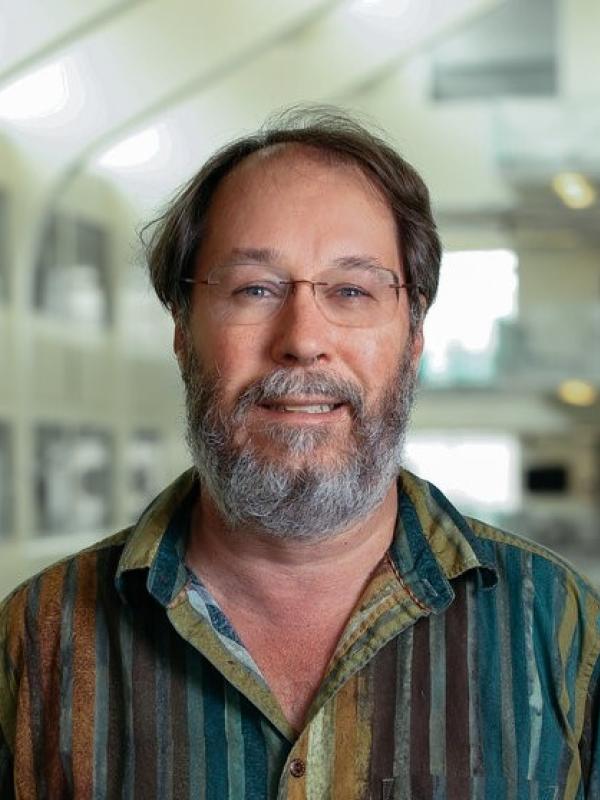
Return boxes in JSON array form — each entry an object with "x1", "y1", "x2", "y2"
[{"x1": 231, "y1": 369, "x2": 365, "y2": 420}]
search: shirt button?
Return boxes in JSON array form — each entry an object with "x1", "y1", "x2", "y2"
[{"x1": 289, "y1": 758, "x2": 306, "y2": 778}]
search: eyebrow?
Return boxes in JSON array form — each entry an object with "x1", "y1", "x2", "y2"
[
  {"x1": 331, "y1": 255, "x2": 398, "y2": 274},
  {"x1": 217, "y1": 248, "x2": 283, "y2": 268},
  {"x1": 216, "y1": 249, "x2": 401, "y2": 279}
]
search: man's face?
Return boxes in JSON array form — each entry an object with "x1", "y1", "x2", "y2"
[{"x1": 175, "y1": 147, "x2": 423, "y2": 537}]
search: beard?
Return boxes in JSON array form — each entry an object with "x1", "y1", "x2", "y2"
[{"x1": 180, "y1": 341, "x2": 418, "y2": 541}]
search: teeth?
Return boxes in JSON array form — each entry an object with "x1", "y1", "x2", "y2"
[{"x1": 277, "y1": 404, "x2": 336, "y2": 413}]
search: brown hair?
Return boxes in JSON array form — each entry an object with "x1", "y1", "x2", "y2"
[{"x1": 142, "y1": 105, "x2": 441, "y2": 329}]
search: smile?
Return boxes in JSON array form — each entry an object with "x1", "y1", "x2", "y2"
[{"x1": 264, "y1": 403, "x2": 340, "y2": 414}]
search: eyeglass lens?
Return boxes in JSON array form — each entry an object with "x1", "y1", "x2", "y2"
[{"x1": 203, "y1": 264, "x2": 403, "y2": 327}]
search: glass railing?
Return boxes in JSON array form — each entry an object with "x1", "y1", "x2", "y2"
[{"x1": 420, "y1": 303, "x2": 600, "y2": 389}]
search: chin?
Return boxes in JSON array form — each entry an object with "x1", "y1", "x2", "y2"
[{"x1": 243, "y1": 423, "x2": 348, "y2": 463}]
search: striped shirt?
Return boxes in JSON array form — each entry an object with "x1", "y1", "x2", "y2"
[{"x1": 1, "y1": 468, "x2": 600, "y2": 799}]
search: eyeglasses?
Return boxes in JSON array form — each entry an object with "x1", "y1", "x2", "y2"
[{"x1": 182, "y1": 264, "x2": 420, "y2": 328}]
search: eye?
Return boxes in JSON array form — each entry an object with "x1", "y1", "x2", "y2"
[
  {"x1": 240, "y1": 285, "x2": 269, "y2": 297},
  {"x1": 232, "y1": 282, "x2": 282, "y2": 300},
  {"x1": 330, "y1": 283, "x2": 372, "y2": 300}
]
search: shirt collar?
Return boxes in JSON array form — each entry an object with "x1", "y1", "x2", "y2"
[
  {"x1": 115, "y1": 467, "x2": 498, "y2": 610},
  {"x1": 390, "y1": 469, "x2": 498, "y2": 613},
  {"x1": 115, "y1": 468, "x2": 197, "y2": 607}
]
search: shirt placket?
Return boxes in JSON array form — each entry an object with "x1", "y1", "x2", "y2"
[{"x1": 275, "y1": 562, "x2": 432, "y2": 799}]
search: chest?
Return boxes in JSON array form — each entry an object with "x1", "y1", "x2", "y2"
[
  {"x1": 225, "y1": 607, "x2": 349, "y2": 730},
  {"x1": 18, "y1": 580, "x2": 583, "y2": 800}
]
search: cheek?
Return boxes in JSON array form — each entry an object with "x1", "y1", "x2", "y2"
[
  {"x1": 193, "y1": 325, "x2": 269, "y2": 384},
  {"x1": 341, "y1": 329, "x2": 407, "y2": 381}
]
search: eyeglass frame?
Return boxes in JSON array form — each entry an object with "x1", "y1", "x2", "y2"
[{"x1": 179, "y1": 271, "x2": 423, "y2": 327}]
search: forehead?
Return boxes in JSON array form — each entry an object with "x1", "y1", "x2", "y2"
[
  {"x1": 240, "y1": 141, "x2": 381, "y2": 182},
  {"x1": 217, "y1": 144, "x2": 390, "y2": 208},
  {"x1": 199, "y1": 145, "x2": 400, "y2": 266}
]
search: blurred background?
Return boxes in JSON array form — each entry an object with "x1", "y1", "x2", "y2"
[{"x1": 0, "y1": 0, "x2": 599, "y2": 596}]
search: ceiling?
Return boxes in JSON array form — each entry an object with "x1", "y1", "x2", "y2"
[{"x1": 0, "y1": 0, "x2": 598, "y2": 232}]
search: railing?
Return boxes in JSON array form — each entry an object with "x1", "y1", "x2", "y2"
[{"x1": 421, "y1": 304, "x2": 600, "y2": 389}]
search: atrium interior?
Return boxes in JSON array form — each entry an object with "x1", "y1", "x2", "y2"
[{"x1": 0, "y1": 0, "x2": 599, "y2": 594}]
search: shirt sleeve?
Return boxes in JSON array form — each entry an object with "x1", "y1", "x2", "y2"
[
  {"x1": 581, "y1": 651, "x2": 600, "y2": 795},
  {"x1": 0, "y1": 727, "x2": 15, "y2": 800},
  {"x1": 0, "y1": 596, "x2": 17, "y2": 800}
]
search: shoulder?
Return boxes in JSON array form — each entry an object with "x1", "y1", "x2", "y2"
[
  {"x1": 469, "y1": 516, "x2": 600, "y2": 595},
  {"x1": 0, "y1": 526, "x2": 133, "y2": 647},
  {"x1": 0, "y1": 526, "x2": 134, "y2": 752},
  {"x1": 467, "y1": 515, "x2": 600, "y2": 647}
]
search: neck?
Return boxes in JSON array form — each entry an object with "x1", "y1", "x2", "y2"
[
  {"x1": 186, "y1": 482, "x2": 399, "y2": 609},
  {"x1": 186, "y1": 482, "x2": 400, "y2": 732}
]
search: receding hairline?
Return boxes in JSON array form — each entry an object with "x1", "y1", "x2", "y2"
[{"x1": 205, "y1": 140, "x2": 398, "y2": 221}]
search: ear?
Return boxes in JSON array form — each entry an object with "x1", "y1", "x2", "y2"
[
  {"x1": 411, "y1": 324, "x2": 424, "y2": 366},
  {"x1": 410, "y1": 297, "x2": 427, "y2": 366},
  {"x1": 172, "y1": 308, "x2": 186, "y2": 365}
]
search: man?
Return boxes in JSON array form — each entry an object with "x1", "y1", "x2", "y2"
[{"x1": 1, "y1": 108, "x2": 599, "y2": 799}]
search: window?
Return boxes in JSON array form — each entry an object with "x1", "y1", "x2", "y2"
[
  {"x1": 421, "y1": 250, "x2": 518, "y2": 385},
  {"x1": 404, "y1": 432, "x2": 521, "y2": 521},
  {"x1": 126, "y1": 430, "x2": 167, "y2": 522},
  {"x1": 35, "y1": 425, "x2": 113, "y2": 535},
  {"x1": 34, "y1": 213, "x2": 111, "y2": 327}
]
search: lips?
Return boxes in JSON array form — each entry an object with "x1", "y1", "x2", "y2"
[
  {"x1": 233, "y1": 369, "x2": 364, "y2": 421},
  {"x1": 264, "y1": 403, "x2": 340, "y2": 413}
]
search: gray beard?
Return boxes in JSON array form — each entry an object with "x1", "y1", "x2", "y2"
[{"x1": 180, "y1": 344, "x2": 417, "y2": 541}]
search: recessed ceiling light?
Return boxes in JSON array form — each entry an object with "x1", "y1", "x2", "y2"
[
  {"x1": 0, "y1": 62, "x2": 70, "y2": 121},
  {"x1": 552, "y1": 172, "x2": 597, "y2": 210},
  {"x1": 98, "y1": 127, "x2": 162, "y2": 170},
  {"x1": 557, "y1": 379, "x2": 598, "y2": 407}
]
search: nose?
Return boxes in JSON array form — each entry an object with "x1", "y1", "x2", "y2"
[{"x1": 268, "y1": 282, "x2": 332, "y2": 367}]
